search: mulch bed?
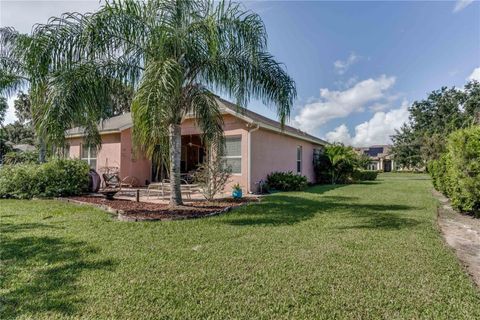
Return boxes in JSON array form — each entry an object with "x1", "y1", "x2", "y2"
[{"x1": 67, "y1": 196, "x2": 257, "y2": 221}]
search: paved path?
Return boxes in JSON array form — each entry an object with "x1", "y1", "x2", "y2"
[{"x1": 434, "y1": 190, "x2": 480, "y2": 288}]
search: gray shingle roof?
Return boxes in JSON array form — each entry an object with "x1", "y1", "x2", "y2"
[
  {"x1": 66, "y1": 98, "x2": 327, "y2": 146},
  {"x1": 66, "y1": 112, "x2": 133, "y2": 136}
]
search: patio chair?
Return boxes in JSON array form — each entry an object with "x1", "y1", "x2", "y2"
[
  {"x1": 147, "y1": 179, "x2": 200, "y2": 199},
  {"x1": 120, "y1": 176, "x2": 139, "y2": 188},
  {"x1": 102, "y1": 172, "x2": 121, "y2": 189},
  {"x1": 146, "y1": 179, "x2": 170, "y2": 199}
]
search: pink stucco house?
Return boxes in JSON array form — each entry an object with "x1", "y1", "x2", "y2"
[{"x1": 66, "y1": 98, "x2": 327, "y2": 193}]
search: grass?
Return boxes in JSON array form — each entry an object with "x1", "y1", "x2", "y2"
[{"x1": 1, "y1": 173, "x2": 479, "y2": 319}]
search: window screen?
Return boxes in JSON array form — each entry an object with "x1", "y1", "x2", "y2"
[{"x1": 223, "y1": 137, "x2": 241, "y2": 174}]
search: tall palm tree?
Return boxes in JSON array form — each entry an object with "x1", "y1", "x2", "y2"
[
  {"x1": 33, "y1": 0, "x2": 296, "y2": 206},
  {"x1": 0, "y1": 27, "x2": 51, "y2": 162}
]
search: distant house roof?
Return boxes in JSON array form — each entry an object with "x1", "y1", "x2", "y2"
[
  {"x1": 66, "y1": 97, "x2": 328, "y2": 146},
  {"x1": 355, "y1": 145, "x2": 393, "y2": 160}
]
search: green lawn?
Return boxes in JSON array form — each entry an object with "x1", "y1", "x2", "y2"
[{"x1": 1, "y1": 173, "x2": 479, "y2": 319}]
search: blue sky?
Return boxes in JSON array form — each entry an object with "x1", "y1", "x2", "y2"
[{"x1": 1, "y1": 0, "x2": 479, "y2": 146}]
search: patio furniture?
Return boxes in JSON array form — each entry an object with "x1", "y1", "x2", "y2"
[
  {"x1": 120, "y1": 176, "x2": 139, "y2": 188},
  {"x1": 98, "y1": 188, "x2": 120, "y2": 200},
  {"x1": 101, "y1": 167, "x2": 139, "y2": 188},
  {"x1": 147, "y1": 179, "x2": 200, "y2": 199},
  {"x1": 103, "y1": 172, "x2": 121, "y2": 189},
  {"x1": 100, "y1": 169, "x2": 122, "y2": 200}
]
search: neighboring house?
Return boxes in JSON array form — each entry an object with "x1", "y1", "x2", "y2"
[
  {"x1": 65, "y1": 98, "x2": 327, "y2": 193},
  {"x1": 355, "y1": 145, "x2": 395, "y2": 172}
]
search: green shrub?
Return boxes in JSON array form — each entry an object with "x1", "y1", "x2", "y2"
[
  {"x1": 446, "y1": 126, "x2": 480, "y2": 216},
  {"x1": 3, "y1": 150, "x2": 39, "y2": 164},
  {"x1": 428, "y1": 154, "x2": 451, "y2": 196},
  {"x1": 313, "y1": 152, "x2": 332, "y2": 184},
  {"x1": 266, "y1": 171, "x2": 308, "y2": 191},
  {"x1": 314, "y1": 144, "x2": 377, "y2": 184},
  {"x1": 429, "y1": 126, "x2": 479, "y2": 217},
  {"x1": 427, "y1": 160, "x2": 438, "y2": 189},
  {"x1": 352, "y1": 170, "x2": 378, "y2": 182},
  {"x1": 0, "y1": 159, "x2": 89, "y2": 199},
  {"x1": 0, "y1": 163, "x2": 41, "y2": 199}
]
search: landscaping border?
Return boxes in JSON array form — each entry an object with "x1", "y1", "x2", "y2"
[{"x1": 55, "y1": 196, "x2": 252, "y2": 222}]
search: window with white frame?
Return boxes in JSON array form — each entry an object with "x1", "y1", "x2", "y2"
[
  {"x1": 223, "y1": 136, "x2": 242, "y2": 174},
  {"x1": 297, "y1": 146, "x2": 302, "y2": 174},
  {"x1": 81, "y1": 144, "x2": 97, "y2": 169}
]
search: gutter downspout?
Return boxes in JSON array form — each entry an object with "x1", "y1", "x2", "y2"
[{"x1": 247, "y1": 123, "x2": 260, "y2": 193}]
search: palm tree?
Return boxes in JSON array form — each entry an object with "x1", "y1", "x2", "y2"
[
  {"x1": 325, "y1": 144, "x2": 358, "y2": 184},
  {"x1": 33, "y1": 0, "x2": 296, "y2": 206}
]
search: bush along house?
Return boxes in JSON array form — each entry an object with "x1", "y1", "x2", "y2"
[{"x1": 65, "y1": 97, "x2": 328, "y2": 193}]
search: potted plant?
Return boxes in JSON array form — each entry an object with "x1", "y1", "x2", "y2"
[{"x1": 232, "y1": 183, "x2": 243, "y2": 199}]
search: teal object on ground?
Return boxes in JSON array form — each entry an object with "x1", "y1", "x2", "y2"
[{"x1": 232, "y1": 189, "x2": 242, "y2": 199}]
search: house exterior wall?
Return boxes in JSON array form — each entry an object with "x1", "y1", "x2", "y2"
[
  {"x1": 119, "y1": 128, "x2": 152, "y2": 185},
  {"x1": 67, "y1": 133, "x2": 122, "y2": 171},
  {"x1": 66, "y1": 114, "x2": 324, "y2": 192},
  {"x1": 67, "y1": 132, "x2": 152, "y2": 186},
  {"x1": 249, "y1": 128, "x2": 321, "y2": 192},
  {"x1": 181, "y1": 115, "x2": 250, "y2": 193}
]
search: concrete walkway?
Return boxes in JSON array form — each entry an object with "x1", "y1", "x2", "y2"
[{"x1": 434, "y1": 190, "x2": 480, "y2": 288}]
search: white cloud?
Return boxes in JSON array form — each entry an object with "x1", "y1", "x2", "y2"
[
  {"x1": 324, "y1": 101, "x2": 410, "y2": 147},
  {"x1": 453, "y1": 0, "x2": 474, "y2": 12},
  {"x1": 293, "y1": 75, "x2": 396, "y2": 132},
  {"x1": 334, "y1": 53, "x2": 359, "y2": 75},
  {"x1": 467, "y1": 67, "x2": 480, "y2": 81},
  {"x1": 325, "y1": 124, "x2": 352, "y2": 145},
  {"x1": 4, "y1": 97, "x2": 17, "y2": 125}
]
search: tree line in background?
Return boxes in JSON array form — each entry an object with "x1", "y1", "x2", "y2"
[
  {"x1": 392, "y1": 81, "x2": 479, "y2": 169},
  {"x1": 392, "y1": 81, "x2": 479, "y2": 217},
  {"x1": 0, "y1": 92, "x2": 36, "y2": 161}
]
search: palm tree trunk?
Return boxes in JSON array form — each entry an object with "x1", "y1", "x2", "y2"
[
  {"x1": 38, "y1": 136, "x2": 46, "y2": 163},
  {"x1": 168, "y1": 123, "x2": 183, "y2": 206}
]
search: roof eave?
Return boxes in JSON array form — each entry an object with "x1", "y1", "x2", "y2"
[{"x1": 221, "y1": 107, "x2": 328, "y2": 146}]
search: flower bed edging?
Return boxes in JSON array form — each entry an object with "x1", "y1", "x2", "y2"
[
  {"x1": 55, "y1": 196, "x2": 252, "y2": 222},
  {"x1": 56, "y1": 196, "x2": 123, "y2": 216}
]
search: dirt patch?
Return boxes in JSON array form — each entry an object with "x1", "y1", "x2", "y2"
[
  {"x1": 434, "y1": 190, "x2": 480, "y2": 288},
  {"x1": 66, "y1": 196, "x2": 257, "y2": 221}
]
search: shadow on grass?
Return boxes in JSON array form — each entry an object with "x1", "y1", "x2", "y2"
[
  {"x1": 223, "y1": 186, "x2": 420, "y2": 229},
  {"x1": 0, "y1": 222, "x2": 63, "y2": 234},
  {"x1": 0, "y1": 230, "x2": 116, "y2": 318}
]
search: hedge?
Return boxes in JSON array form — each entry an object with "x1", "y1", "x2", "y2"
[
  {"x1": 0, "y1": 159, "x2": 90, "y2": 199},
  {"x1": 266, "y1": 171, "x2": 308, "y2": 191},
  {"x1": 428, "y1": 126, "x2": 480, "y2": 217},
  {"x1": 352, "y1": 170, "x2": 378, "y2": 182}
]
